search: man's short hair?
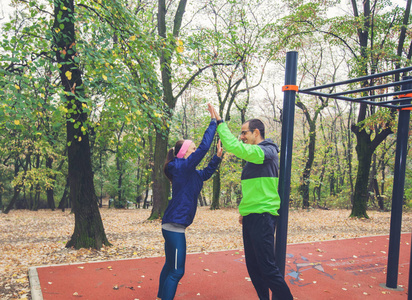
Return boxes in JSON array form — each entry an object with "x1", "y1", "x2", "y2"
[{"x1": 245, "y1": 119, "x2": 265, "y2": 139}]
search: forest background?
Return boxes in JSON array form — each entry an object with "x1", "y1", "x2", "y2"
[{"x1": 1, "y1": 0, "x2": 412, "y2": 248}]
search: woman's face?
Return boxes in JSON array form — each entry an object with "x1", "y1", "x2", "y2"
[{"x1": 184, "y1": 142, "x2": 196, "y2": 158}]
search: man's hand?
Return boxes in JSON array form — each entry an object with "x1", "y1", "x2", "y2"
[{"x1": 239, "y1": 215, "x2": 243, "y2": 225}]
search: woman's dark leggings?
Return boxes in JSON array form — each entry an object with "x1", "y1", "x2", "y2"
[{"x1": 157, "y1": 229, "x2": 186, "y2": 300}]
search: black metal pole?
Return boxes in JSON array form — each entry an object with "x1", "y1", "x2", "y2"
[
  {"x1": 409, "y1": 227, "x2": 412, "y2": 300},
  {"x1": 386, "y1": 76, "x2": 411, "y2": 289},
  {"x1": 275, "y1": 51, "x2": 298, "y2": 276}
]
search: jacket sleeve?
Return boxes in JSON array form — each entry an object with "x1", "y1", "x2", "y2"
[
  {"x1": 197, "y1": 155, "x2": 221, "y2": 181},
  {"x1": 184, "y1": 119, "x2": 217, "y2": 170},
  {"x1": 217, "y1": 123, "x2": 265, "y2": 164}
]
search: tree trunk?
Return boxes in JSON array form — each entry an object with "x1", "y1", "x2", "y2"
[
  {"x1": 198, "y1": 192, "x2": 204, "y2": 207},
  {"x1": 4, "y1": 186, "x2": 20, "y2": 214},
  {"x1": 4, "y1": 160, "x2": 21, "y2": 214},
  {"x1": 378, "y1": 155, "x2": 387, "y2": 210},
  {"x1": 58, "y1": 178, "x2": 69, "y2": 211},
  {"x1": 368, "y1": 154, "x2": 378, "y2": 206},
  {"x1": 46, "y1": 187, "x2": 55, "y2": 210},
  {"x1": 65, "y1": 131, "x2": 111, "y2": 248},
  {"x1": 53, "y1": 0, "x2": 110, "y2": 249},
  {"x1": 299, "y1": 120, "x2": 316, "y2": 209},
  {"x1": 226, "y1": 182, "x2": 232, "y2": 205},
  {"x1": 149, "y1": 130, "x2": 170, "y2": 219},
  {"x1": 346, "y1": 104, "x2": 355, "y2": 204},
  {"x1": 329, "y1": 171, "x2": 335, "y2": 196},
  {"x1": 116, "y1": 155, "x2": 124, "y2": 208},
  {"x1": 211, "y1": 170, "x2": 220, "y2": 210},
  {"x1": 46, "y1": 157, "x2": 56, "y2": 211},
  {"x1": 143, "y1": 188, "x2": 150, "y2": 209},
  {"x1": 350, "y1": 130, "x2": 373, "y2": 218},
  {"x1": 33, "y1": 184, "x2": 40, "y2": 211}
]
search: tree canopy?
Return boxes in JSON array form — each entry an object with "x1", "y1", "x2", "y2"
[{"x1": 1, "y1": 0, "x2": 411, "y2": 232}]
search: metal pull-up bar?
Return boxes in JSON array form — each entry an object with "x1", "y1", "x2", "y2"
[
  {"x1": 385, "y1": 76, "x2": 411, "y2": 291},
  {"x1": 276, "y1": 51, "x2": 411, "y2": 295}
]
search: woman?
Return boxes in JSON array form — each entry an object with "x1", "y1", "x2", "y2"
[{"x1": 157, "y1": 104, "x2": 223, "y2": 300}]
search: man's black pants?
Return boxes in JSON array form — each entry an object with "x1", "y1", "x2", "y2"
[{"x1": 242, "y1": 213, "x2": 293, "y2": 300}]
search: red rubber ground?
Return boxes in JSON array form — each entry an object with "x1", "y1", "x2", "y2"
[{"x1": 33, "y1": 233, "x2": 410, "y2": 299}]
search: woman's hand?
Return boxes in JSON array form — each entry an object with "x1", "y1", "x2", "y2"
[
  {"x1": 213, "y1": 106, "x2": 221, "y2": 121},
  {"x1": 216, "y1": 140, "x2": 223, "y2": 157},
  {"x1": 207, "y1": 103, "x2": 215, "y2": 119}
]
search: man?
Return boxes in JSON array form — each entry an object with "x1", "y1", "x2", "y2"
[{"x1": 211, "y1": 106, "x2": 292, "y2": 300}]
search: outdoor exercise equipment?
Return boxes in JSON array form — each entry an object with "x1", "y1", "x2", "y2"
[{"x1": 277, "y1": 51, "x2": 412, "y2": 296}]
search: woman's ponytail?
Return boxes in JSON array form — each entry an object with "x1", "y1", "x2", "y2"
[{"x1": 163, "y1": 140, "x2": 184, "y2": 182}]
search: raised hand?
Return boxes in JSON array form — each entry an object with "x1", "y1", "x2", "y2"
[
  {"x1": 212, "y1": 105, "x2": 221, "y2": 121},
  {"x1": 207, "y1": 103, "x2": 215, "y2": 119},
  {"x1": 216, "y1": 140, "x2": 223, "y2": 157}
]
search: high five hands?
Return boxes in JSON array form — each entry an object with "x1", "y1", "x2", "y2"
[
  {"x1": 207, "y1": 103, "x2": 221, "y2": 121},
  {"x1": 207, "y1": 103, "x2": 223, "y2": 158}
]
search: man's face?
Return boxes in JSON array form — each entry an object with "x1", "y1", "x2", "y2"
[{"x1": 240, "y1": 122, "x2": 256, "y2": 144}]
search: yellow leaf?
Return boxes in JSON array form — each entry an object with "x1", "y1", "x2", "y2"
[
  {"x1": 102, "y1": 74, "x2": 108, "y2": 81},
  {"x1": 82, "y1": 103, "x2": 87, "y2": 108},
  {"x1": 65, "y1": 71, "x2": 72, "y2": 80},
  {"x1": 142, "y1": 94, "x2": 148, "y2": 100},
  {"x1": 130, "y1": 36, "x2": 136, "y2": 41},
  {"x1": 78, "y1": 136, "x2": 82, "y2": 142},
  {"x1": 176, "y1": 46, "x2": 184, "y2": 53},
  {"x1": 15, "y1": 84, "x2": 20, "y2": 90},
  {"x1": 14, "y1": 120, "x2": 20, "y2": 125}
]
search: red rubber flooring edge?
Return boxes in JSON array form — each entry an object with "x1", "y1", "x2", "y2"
[{"x1": 29, "y1": 233, "x2": 411, "y2": 300}]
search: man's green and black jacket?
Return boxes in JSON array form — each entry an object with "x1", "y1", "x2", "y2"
[{"x1": 217, "y1": 122, "x2": 281, "y2": 217}]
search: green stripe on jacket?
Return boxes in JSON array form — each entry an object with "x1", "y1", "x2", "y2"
[{"x1": 240, "y1": 177, "x2": 280, "y2": 216}]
